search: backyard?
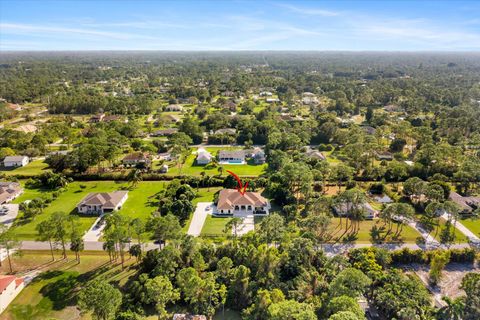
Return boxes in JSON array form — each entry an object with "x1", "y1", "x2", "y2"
[{"x1": 165, "y1": 147, "x2": 267, "y2": 177}]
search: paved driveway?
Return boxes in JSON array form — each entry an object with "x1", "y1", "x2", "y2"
[
  {"x1": 83, "y1": 214, "x2": 106, "y2": 241},
  {"x1": 187, "y1": 202, "x2": 213, "y2": 237},
  {"x1": 0, "y1": 204, "x2": 19, "y2": 228}
]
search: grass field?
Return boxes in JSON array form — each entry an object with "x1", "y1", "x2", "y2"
[
  {"x1": 200, "y1": 215, "x2": 232, "y2": 236},
  {"x1": 166, "y1": 147, "x2": 267, "y2": 177},
  {"x1": 430, "y1": 217, "x2": 469, "y2": 243},
  {"x1": 326, "y1": 218, "x2": 421, "y2": 244},
  {"x1": 12, "y1": 181, "x2": 220, "y2": 240},
  {"x1": 12, "y1": 181, "x2": 125, "y2": 240},
  {"x1": 0, "y1": 251, "x2": 136, "y2": 320},
  {"x1": 458, "y1": 218, "x2": 480, "y2": 238},
  {"x1": 0, "y1": 159, "x2": 50, "y2": 177}
]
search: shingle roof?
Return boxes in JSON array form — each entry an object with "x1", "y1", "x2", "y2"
[
  {"x1": 217, "y1": 189, "x2": 268, "y2": 210},
  {"x1": 3, "y1": 156, "x2": 28, "y2": 162},
  {"x1": 218, "y1": 150, "x2": 245, "y2": 159},
  {"x1": 0, "y1": 182, "x2": 22, "y2": 204},
  {"x1": 78, "y1": 191, "x2": 128, "y2": 209}
]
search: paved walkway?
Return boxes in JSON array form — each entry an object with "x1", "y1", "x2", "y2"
[
  {"x1": 441, "y1": 213, "x2": 479, "y2": 241},
  {"x1": 187, "y1": 202, "x2": 213, "y2": 237},
  {"x1": 83, "y1": 215, "x2": 106, "y2": 241}
]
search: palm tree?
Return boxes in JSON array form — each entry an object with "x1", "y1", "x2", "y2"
[
  {"x1": 217, "y1": 166, "x2": 224, "y2": 177},
  {"x1": 224, "y1": 217, "x2": 242, "y2": 241},
  {"x1": 127, "y1": 168, "x2": 142, "y2": 188},
  {"x1": 437, "y1": 296, "x2": 464, "y2": 320}
]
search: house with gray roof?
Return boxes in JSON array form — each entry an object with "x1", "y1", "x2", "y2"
[
  {"x1": 3, "y1": 156, "x2": 29, "y2": 168},
  {"x1": 218, "y1": 150, "x2": 245, "y2": 164}
]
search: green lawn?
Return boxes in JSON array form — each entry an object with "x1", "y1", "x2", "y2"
[
  {"x1": 327, "y1": 218, "x2": 422, "y2": 244},
  {"x1": 166, "y1": 147, "x2": 267, "y2": 177},
  {"x1": 1, "y1": 159, "x2": 50, "y2": 177},
  {"x1": 12, "y1": 180, "x2": 221, "y2": 240},
  {"x1": 1, "y1": 251, "x2": 136, "y2": 320},
  {"x1": 12, "y1": 181, "x2": 126, "y2": 240},
  {"x1": 200, "y1": 215, "x2": 232, "y2": 236},
  {"x1": 458, "y1": 218, "x2": 480, "y2": 238},
  {"x1": 431, "y1": 217, "x2": 469, "y2": 243}
]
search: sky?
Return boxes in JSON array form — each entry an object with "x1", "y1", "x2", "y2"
[{"x1": 1, "y1": 0, "x2": 480, "y2": 51}]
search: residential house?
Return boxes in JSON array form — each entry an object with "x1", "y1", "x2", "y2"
[
  {"x1": 151, "y1": 128, "x2": 178, "y2": 137},
  {"x1": 173, "y1": 314, "x2": 207, "y2": 320},
  {"x1": 165, "y1": 104, "x2": 183, "y2": 112},
  {"x1": 158, "y1": 152, "x2": 172, "y2": 161},
  {"x1": 214, "y1": 128, "x2": 236, "y2": 135},
  {"x1": 216, "y1": 189, "x2": 270, "y2": 215},
  {"x1": 305, "y1": 150, "x2": 326, "y2": 161},
  {"x1": 448, "y1": 192, "x2": 480, "y2": 214},
  {"x1": 249, "y1": 148, "x2": 266, "y2": 164},
  {"x1": 375, "y1": 151, "x2": 394, "y2": 161},
  {"x1": 0, "y1": 182, "x2": 22, "y2": 205},
  {"x1": 361, "y1": 126, "x2": 377, "y2": 135},
  {"x1": 222, "y1": 100, "x2": 237, "y2": 111},
  {"x1": 333, "y1": 201, "x2": 379, "y2": 220},
  {"x1": 3, "y1": 156, "x2": 29, "y2": 168},
  {"x1": 122, "y1": 152, "x2": 151, "y2": 167},
  {"x1": 0, "y1": 275, "x2": 24, "y2": 313},
  {"x1": 265, "y1": 98, "x2": 280, "y2": 103},
  {"x1": 259, "y1": 91, "x2": 273, "y2": 97},
  {"x1": 196, "y1": 148, "x2": 213, "y2": 165},
  {"x1": 383, "y1": 104, "x2": 404, "y2": 113},
  {"x1": 77, "y1": 191, "x2": 129, "y2": 214},
  {"x1": 89, "y1": 113, "x2": 105, "y2": 123},
  {"x1": 218, "y1": 150, "x2": 245, "y2": 164}
]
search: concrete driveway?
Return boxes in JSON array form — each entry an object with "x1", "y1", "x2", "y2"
[
  {"x1": 0, "y1": 204, "x2": 19, "y2": 228},
  {"x1": 187, "y1": 202, "x2": 213, "y2": 237},
  {"x1": 83, "y1": 214, "x2": 106, "y2": 241}
]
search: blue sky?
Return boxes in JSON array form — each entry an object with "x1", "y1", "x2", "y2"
[{"x1": 1, "y1": 0, "x2": 480, "y2": 51}]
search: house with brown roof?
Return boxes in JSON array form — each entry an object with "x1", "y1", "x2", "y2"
[
  {"x1": 151, "y1": 128, "x2": 179, "y2": 137},
  {"x1": 89, "y1": 113, "x2": 105, "y2": 123},
  {"x1": 216, "y1": 189, "x2": 270, "y2": 215},
  {"x1": 0, "y1": 275, "x2": 24, "y2": 313},
  {"x1": 122, "y1": 152, "x2": 151, "y2": 167},
  {"x1": 77, "y1": 191, "x2": 128, "y2": 214},
  {"x1": 0, "y1": 182, "x2": 22, "y2": 205}
]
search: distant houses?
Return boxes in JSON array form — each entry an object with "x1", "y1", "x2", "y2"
[
  {"x1": 333, "y1": 202, "x2": 379, "y2": 220},
  {"x1": 122, "y1": 152, "x2": 151, "y2": 168},
  {"x1": 89, "y1": 113, "x2": 127, "y2": 123},
  {"x1": 3, "y1": 156, "x2": 29, "y2": 168},
  {"x1": 196, "y1": 148, "x2": 213, "y2": 165},
  {"x1": 0, "y1": 182, "x2": 23, "y2": 205},
  {"x1": 151, "y1": 128, "x2": 178, "y2": 137},
  {"x1": 77, "y1": 191, "x2": 129, "y2": 214},
  {"x1": 216, "y1": 189, "x2": 270, "y2": 215},
  {"x1": 305, "y1": 150, "x2": 326, "y2": 161},
  {"x1": 165, "y1": 104, "x2": 183, "y2": 112},
  {"x1": 375, "y1": 151, "x2": 394, "y2": 161}
]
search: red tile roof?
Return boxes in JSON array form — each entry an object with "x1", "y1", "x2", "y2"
[{"x1": 0, "y1": 275, "x2": 17, "y2": 292}]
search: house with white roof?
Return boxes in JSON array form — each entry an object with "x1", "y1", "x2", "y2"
[{"x1": 196, "y1": 148, "x2": 213, "y2": 165}]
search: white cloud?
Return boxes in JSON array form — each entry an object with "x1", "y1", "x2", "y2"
[
  {"x1": 278, "y1": 3, "x2": 340, "y2": 17},
  {"x1": 0, "y1": 22, "x2": 158, "y2": 40}
]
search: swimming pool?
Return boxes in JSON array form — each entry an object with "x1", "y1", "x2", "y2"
[{"x1": 219, "y1": 160, "x2": 245, "y2": 164}]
